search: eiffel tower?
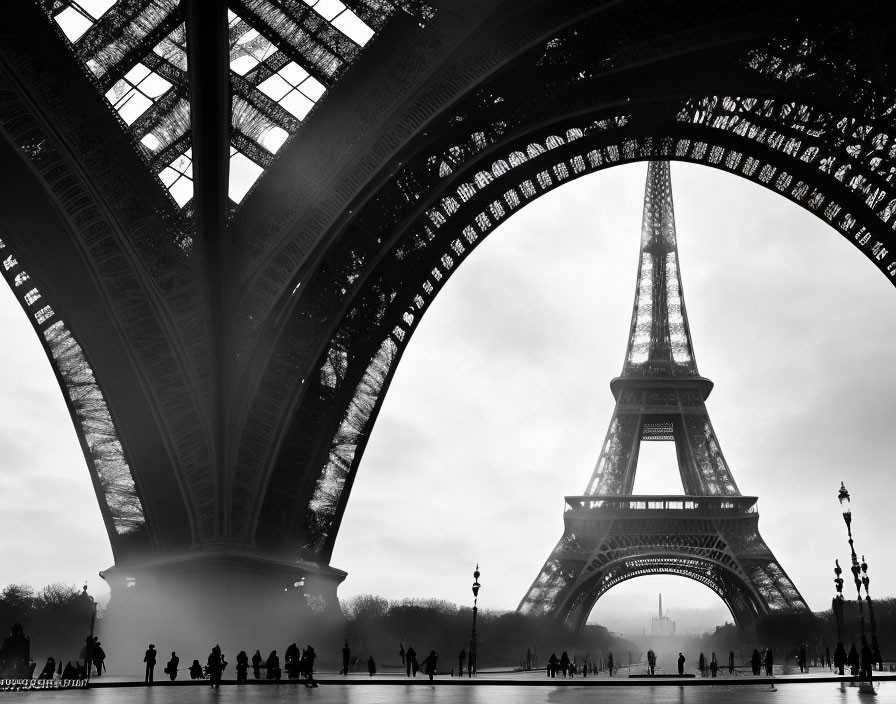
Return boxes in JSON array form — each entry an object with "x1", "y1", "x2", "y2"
[{"x1": 517, "y1": 161, "x2": 809, "y2": 635}]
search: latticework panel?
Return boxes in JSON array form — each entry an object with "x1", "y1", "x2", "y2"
[
  {"x1": 0, "y1": 235, "x2": 146, "y2": 542},
  {"x1": 584, "y1": 414, "x2": 639, "y2": 496},
  {"x1": 622, "y1": 161, "x2": 699, "y2": 376},
  {"x1": 683, "y1": 414, "x2": 739, "y2": 495}
]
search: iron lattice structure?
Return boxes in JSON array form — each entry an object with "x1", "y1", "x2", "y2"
[
  {"x1": 0, "y1": 2, "x2": 894, "y2": 621},
  {"x1": 518, "y1": 162, "x2": 808, "y2": 634}
]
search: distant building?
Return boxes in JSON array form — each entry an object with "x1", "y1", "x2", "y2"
[{"x1": 651, "y1": 594, "x2": 676, "y2": 636}]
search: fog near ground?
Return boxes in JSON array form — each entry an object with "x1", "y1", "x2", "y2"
[{"x1": 1, "y1": 162, "x2": 894, "y2": 639}]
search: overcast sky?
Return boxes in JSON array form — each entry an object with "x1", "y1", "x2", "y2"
[{"x1": 2, "y1": 162, "x2": 894, "y2": 635}]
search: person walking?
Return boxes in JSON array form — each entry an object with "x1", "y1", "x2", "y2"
[
  {"x1": 764, "y1": 647, "x2": 774, "y2": 677},
  {"x1": 834, "y1": 642, "x2": 847, "y2": 675},
  {"x1": 92, "y1": 642, "x2": 106, "y2": 677},
  {"x1": 847, "y1": 643, "x2": 859, "y2": 677},
  {"x1": 304, "y1": 644, "x2": 317, "y2": 687},
  {"x1": 367, "y1": 655, "x2": 376, "y2": 676},
  {"x1": 728, "y1": 650, "x2": 734, "y2": 675},
  {"x1": 236, "y1": 651, "x2": 249, "y2": 684},
  {"x1": 547, "y1": 653, "x2": 557, "y2": 678},
  {"x1": 560, "y1": 651, "x2": 570, "y2": 677},
  {"x1": 677, "y1": 652, "x2": 685, "y2": 676},
  {"x1": 421, "y1": 650, "x2": 438, "y2": 681},
  {"x1": 285, "y1": 642, "x2": 301, "y2": 679},
  {"x1": 165, "y1": 651, "x2": 179, "y2": 681},
  {"x1": 698, "y1": 652, "x2": 706, "y2": 677},
  {"x1": 406, "y1": 646, "x2": 417, "y2": 677},
  {"x1": 265, "y1": 650, "x2": 280, "y2": 680},
  {"x1": 825, "y1": 645, "x2": 832, "y2": 671},
  {"x1": 710, "y1": 652, "x2": 718, "y2": 677},
  {"x1": 207, "y1": 645, "x2": 224, "y2": 689},
  {"x1": 342, "y1": 639, "x2": 351, "y2": 676},
  {"x1": 751, "y1": 648, "x2": 761, "y2": 675},
  {"x1": 647, "y1": 650, "x2": 656, "y2": 675},
  {"x1": 607, "y1": 651, "x2": 614, "y2": 676},
  {"x1": 143, "y1": 644, "x2": 156, "y2": 684},
  {"x1": 458, "y1": 648, "x2": 465, "y2": 677}
]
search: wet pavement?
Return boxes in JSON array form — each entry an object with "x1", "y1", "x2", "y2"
[{"x1": 1, "y1": 670, "x2": 891, "y2": 703}]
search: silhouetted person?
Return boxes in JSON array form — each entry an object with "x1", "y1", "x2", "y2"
[
  {"x1": 764, "y1": 647, "x2": 773, "y2": 677},
  {"x1": 547, "y1": 652, "x2": 557, "y2": 677},
  {"x1": 368, "y1": 655, "x2": 376, "y2": 676},
  {"x1": 252, "y1": 649, "x2": 263, "y2": 679},
  {"x1": 710, "y1": 652, "x2": 718, "y2": 677},
  {"x1": 607, "y1": 651, "x2": 614, "y2": 676},
  {"x1": 799, "y1": 643, "x2": 808, "y2": 673},
  {"x1": 861, "y1": 640, "x2": 872, "y2": 682},
  {"x1": 285, "y1": 642, "x2": 300, "y2": 679},
  {"x1": 236, "y1": 651, "x2": 249, "y2": 684},
  {"x1": 342, "y1": 639, "x2": 351, "y2": 676},
  {"x1": 165, "y1": 651, "x2": 179, "y2": 681},
  {"x1": 265, "y1": 650, "x2": 280, "y2": 680},
  {"x1": 37, "y1": 657, "x2": 55, "y2": 680},
  {"x1": 677, "y1": 652, "x2": 685, "y2": 676},
  {"x1": 207, "y1": 645, "x2": 224, "y2": 688},
  {"x1": 422, "y1": 650, "x2": 438, "y2": 681},
  {"x1": 143, "y1": 644, "x2": 156, "y2": 684},
  {"x1": 825, "y1": 645, "x2": 832, "y2": 670},
  {"x1": 526, "y1": 648, "x2": 532, "y2": 671},
  {"x1": 62, "y1": 661, "x2": 79, "y2": 680},
  {"x1": 847, "y1": 643, "x2": 860, "y2": 676},
  {"x1": 406, "y1": 646, "x2": 417, "y2": 677},
  {"x1": 458, "y1": 648, "x2": 465, "y2": 677},
  {"x1": 0, "y1": 623, "x2": 30, "y2": 678},
  {"x1": 560, "y1": 651, "x2": 570, "y2": 677},
  {"x1": 303, "y1": 645, "x2": 317, "y2": 687},
  {"x1": 728, "y1": 650, "x2": 734, "y2": 675},
  {"x1": 189, "y1": 659, "x2": 204, "y2": 679},
  {"x1": 834, "y1": 642, "x2": 846, "y2": 675},
  {"x1": 92, "y1": 641, "x2": 105, "y2": 676},
  {"x1": 698, "y1": 652, "x2": 706, "y2": 677},
  {"x1": 751, "y1": 648, "x2": 761, "y2": 675},
  {"x1": 647, "y1": 650, "x2": 656, "y2": 675},
  {"x1": 399, "y1": 643, "x2": 405, "y2": 665}
]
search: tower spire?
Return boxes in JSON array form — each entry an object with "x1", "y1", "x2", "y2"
[{"x1": 622, "y1": 161, "x2": 699, "y2": 379}]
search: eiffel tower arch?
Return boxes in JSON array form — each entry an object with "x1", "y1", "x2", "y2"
[{"x1": 518, "y1": 162, "x2": 809, "y2": 636}]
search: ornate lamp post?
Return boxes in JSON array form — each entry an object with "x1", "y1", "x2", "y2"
[
  {"x1": 837, "y1": 482, "x2": 879, "y2": 682},
  {"x1": 860, "y1": 557, "x2": 882, "y2": 670},
  {"x1": 469, "y1": 565, "x2": 481, "y2": 677}
]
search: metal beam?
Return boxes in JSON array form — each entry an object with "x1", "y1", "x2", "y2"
[{"x1": 186, "y1": 0, "x2": 231, "y2": 537}]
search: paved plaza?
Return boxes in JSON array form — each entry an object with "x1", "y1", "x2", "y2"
[{"x1": 2, "y1": 671, "x2": 891, "y2": 703}]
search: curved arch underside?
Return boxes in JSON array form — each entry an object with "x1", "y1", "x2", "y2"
[
  {"x1": 1, "y1": 2, "x2": 894, "y2": 576},
  {"x1": 564, "y1": 559, "x2": 759, "y2": 635}
]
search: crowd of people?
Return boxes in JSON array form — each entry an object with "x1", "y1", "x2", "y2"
[
  {"x1": 143, "y1": 642, "x2": 320, "y2": 687},
  {"x1": 1, "y1": 619, "x2": 887, "y2": 686}
]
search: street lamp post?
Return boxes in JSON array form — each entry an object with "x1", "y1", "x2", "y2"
[
  {"x1": 469, "y1": 565, "x2": 481, "y2": 677},
  {"x1": 837, "y1": 483, "x2": 880, "y2": 682}
]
